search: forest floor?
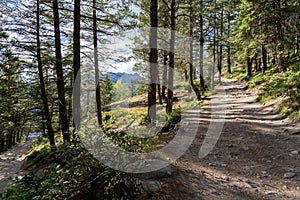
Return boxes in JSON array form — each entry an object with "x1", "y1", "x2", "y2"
[
  {"x1": 0, "y1": 140, "x2": 33, "y2": 193},
  {"x1": 144, "y1": 78, "x2": 300, "y2": 200}
]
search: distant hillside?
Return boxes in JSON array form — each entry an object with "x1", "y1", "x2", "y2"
[
  {"x1": 102, "y1": 72, "x2": 143, "y2": 86},
  {"x1": 102, "y1": 72, "x2": 144, "y2": 96}
]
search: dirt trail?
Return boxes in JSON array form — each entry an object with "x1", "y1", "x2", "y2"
[
  {"x1": 0, "y1": 141, "x2": 33, "y2": 193},
  {"x1": 149, "y1": 78, "x2": 300, "y2": 200}
]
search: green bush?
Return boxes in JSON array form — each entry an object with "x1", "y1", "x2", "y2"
[
  {"x1": 160, "y1": 107, "x2": 181, "y2": 133},
  {"x1": 106, "y1": 130, "x2": 157, "y2": 153},
  {"x1": 1, "y1": 144, "x2": 140, "y2": 200}
]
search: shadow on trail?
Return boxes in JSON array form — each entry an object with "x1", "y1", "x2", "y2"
[{"x1": 150, "y1": 78, "x2": 300, "y2": 200}]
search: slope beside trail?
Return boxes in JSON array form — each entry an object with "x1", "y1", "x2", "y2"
[
  {"x1": 147, "y1": 78, "x2": 300, "y2": 200},
  {"x1": 0, "y1": 140, "x2": 33, "y2": 193}
]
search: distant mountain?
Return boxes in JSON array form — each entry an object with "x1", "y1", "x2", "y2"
[
  {"x1": 102, "y1": 72, "x2": 144, "y2": 96},
  {"x1": 102, "y1": 72, "x2": 143, "y2": 86}
]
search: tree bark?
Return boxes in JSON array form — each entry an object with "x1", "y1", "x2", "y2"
[
  {"x1": 227, "y1": 10, "x2": 231, "y2": 74},
  {"x1": 162, "y1": 50, "x2": 168, "y2": 99},
  {"x1": 261, "y1": 44, "x2": 267, "y2": 73},
  {"x1": 157, "y1": 73, "x2": 162, "y2": 104},
  {"x1": 166, "y1": 0, "x2": 176, "y2": 113},
  {"x1": 247, "y1": 56, "x2": 252, "y2": 77},
  {"x1": 199, "y1": 3, "x2": 206, "y2": 90},
  {"x1": 148, "y1": 0, "x2": 158, "y2": 124},
  {"x1": 37, "y1": 0, "x2": 56, "y2": 149},
  {"x1": 93, "y1": 0, "x2": 102, "y2": 125},
  {"x1": 53, "y1": 0, "x2": 70, "y2": 143},
  {"x1": 211, "y1": 0, "x2": 217, "y2": 89},
  {"x1": 218, "y1": 6, "x2": 223, "y2": 82},
  {"x1": 254, "y1": 52, "x2": 260, "y2": 72},
  {"x1": 274, "y1": 0, "x2": 285, "y2": 72},
  {"x1": 189, "y1": 1, "x2": 201, "y2": 101},
  {"x1": 73, "y1": 0, "x2": 81, "y2": 129}
]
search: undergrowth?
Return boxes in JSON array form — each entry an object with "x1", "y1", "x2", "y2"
[{"x1": 0, "y1": 139, "x2": 140, "y2": 200}]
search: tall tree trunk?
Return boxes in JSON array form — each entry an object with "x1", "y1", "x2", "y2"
[
  {"x1": 93, "y1": 0, "x2": 102, "y2": 125},
  {"x1": 211, "y1": 0, "x2": 217, "y2": 89},
  {"x1": 227, "y1": 9, "x2": 231, "y2": 74},
  {"x1": 37, "y1": 0, "x2": 56, "y2": 149},
  {"x1": 261, "y1": 44, "x2": 267, "y2": 73},
  {"x1": 254, "y1": 52, "x2": 259, "y2": 72},
  {"x1": 199, "y1": 3, "x2": 206, "y2": 90},
  {"x1": 189, "y1": 2, "x2": 201, "y2": 101},
  {"x1": 162, "y1": 50, "x2": 168, "y2": 99},
  {"x1": 247, "y1": 56, "x2": 252, "y2": 77},
  {"x1": 227, "y1": 45, "x2": 231, "y2": 74},
  {"x1": 184, "y1": 69, "x2": 188, "y2": 82},
  {"x1": 211, "y1": 27, "x2": 216, "y2": 88},
  {"x1": 73, "y1": 0, "x2": 81, "y2": 129},
  {"x1": 274, "y1": 0, "x2": 285, "y2": 72},
  {"x1": 157, "y1": 72, "x2": 162, "y2": 104},
  {"x1": 53, "y1": 0, "x2": 70, "y2": 143},
  {"x1": 166, "y1": 0, "x2": 175, "y2": 113},
  {"x1": 148, "y1": 0, "x2": 158, "y2": 124},
  {"x1": 218, "y1": 6, "x2": 223, "y2": 82}
]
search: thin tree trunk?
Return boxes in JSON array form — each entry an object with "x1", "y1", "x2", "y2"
[
  {"x1": 189, "y1": 2, "x2": 201, "y2": 101},
  {"x1": 162, "y1": 50, "x2": 168, "y2": 99},
  {"x1": 166, "y1": 0, "x2": 175, "y2": 113},
  {"x1": 53, "y1": 0, "x2": 70, "y2": 143},
  {"x1": 148, "y1": 0, "x2": 158, "y2": 124},
  {"x1": 227, "y1": 45, "x2": 231, "y2": 73},
  {"x1": 262, "y1": 44, "x2": 267, "y2": 73},
  {"x1": 211, "y1": 0, "x2": 217, "y2": 89},
  {"x1": 157, "y1": 72, "x2": 162, "y2": 104},
  {"x1": 73, "y1": 0, "x2": 81, "y2": 129},
  {"x1": 199, "y1": 4, "x2": 206, "y2": 90},
  {"x1": 227, "y1": 9, "x2": 231, "y2": 74},
  {"x1": 184, "y1": 69, "x2": 188, "y2": 82},
  {"x1": 254, "y1": 52, "x2": 259, "y2": 72},
  {"x1": 93, "y1": 0, "x2": 102, "y2": 125},
  {"x1": 211, "y1": 36, "x2": 216, "y2": 89},
  {"x1": 247, "y1": 56, "x2": 252, "y2": 77},
  {"x1": 37, "y1": 0, "x2": 56, "y2": 149},
  {"x1": 274, "y1": 0, "x2": 285, "y2": 72},
  {"x1": 218, "y1": 6, "x2": 223, "y2": 82}
]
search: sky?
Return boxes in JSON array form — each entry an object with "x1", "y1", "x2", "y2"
[{"x1": 101, "y1": 28, "x2": 143, "y2": 74}]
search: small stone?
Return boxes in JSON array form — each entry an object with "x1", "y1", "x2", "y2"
[
  {"x1": 284, "y1": 172, "x2": 296, "y2": 179},
  {"x1": 266, "y1": 191, "x2": 281, "y2": 195},
  {"x1": 243, "y1": 146, "x2": 249, "y2": 151},
  {"x1": 141, "y1": 180, "x2": 163, "y2": 192},
  {"x1": 291, "y1": 150, "x2": 299, "y2": 155},
  {"x1": 290, "y1": 131, "x2": 300, "y2": 135},
  {"x1": 262, "y1": 171, "x2": 267, "y2": 174},
  {"x1": 266, "y1": 160, "x2": 272, "y2": 163},
  {"x1": 220, "y1": 163, "x2": 227, "y2": 167},
  {"x1": 283, "y1": 185, "x2": 288, "y2": 189}
]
